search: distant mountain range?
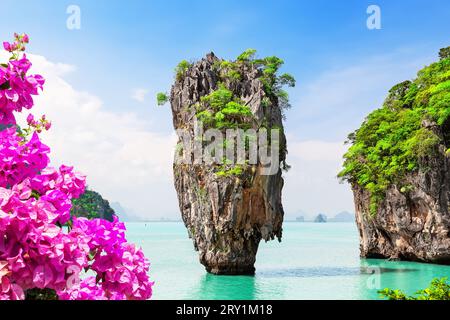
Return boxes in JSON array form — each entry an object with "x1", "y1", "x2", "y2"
[
  {"x1": 110, "y1": 202, "x2": 135, "y2": 222},
  {"x1": 287, "y1": 211, "x2": 354, "y2": 223},
  {"x1": 314, "y1": 214, "x2": 327, "y2": 223},
  {"x1": 329, "y1": 211, "x2": 354, "y2": 222},
  {"x1": 110, "y1": 202, "x2": 181, "y2": 222},
  {"x1": 108, "y1": 202, "x2": 354, "y2": 224}
]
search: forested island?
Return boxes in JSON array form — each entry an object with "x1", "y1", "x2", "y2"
[
  {"x1": 71, "y1": 189, "x2": 115, "y2": 221},
  {"x1": 339, "y1": 47, "x2": 450, "y2": 264}
]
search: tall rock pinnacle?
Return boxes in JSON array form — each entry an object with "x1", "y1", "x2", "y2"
[{"x1": 167, "y1": 50, "x2": 293, "y2": 274}]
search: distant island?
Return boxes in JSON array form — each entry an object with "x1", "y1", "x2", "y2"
[
  {"x1": 314, "y1": 214, "x2": 327, "y2": 223},
  {"x1": 109, "y1": 201, "x2": 150, "y2": 222},
  {"x1": 289, "y1": 211, "x2": 354, "y2": 223},
  {"x1": 110, "y1": 202, "x2": 181, "y2": 222},
  {"x1": 71, "y1": 189, "x2": 115, "y2": 221},
  {"x1": 71, "y1": 191, "x2": 180, "y2": 223},
  {"x1": 328, "y1": 211, "x2": 354, "y2": 222},
  {"x1": 72, "y1": 193, "x2": 353, "y2": 224}
]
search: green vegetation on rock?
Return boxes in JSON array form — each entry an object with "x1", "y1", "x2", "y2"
[
  {"x1": 175, "y1": 59, "x2": 192, "y2": 81},
  {"x1": 157, "y1": 49, "x2": 295, "y2": 125},
  {"x1": 156, "y1": 92, "x2": 169, "y2": 106},
  {"x1": 339, "y1": 47, "x2": 450, "y2": 215},
  {"x1": 236, "y1": 48, "x2": 257, "y2": 62},
  {"x1": 217, "y1": 49, "x2": 296, "y2": 119},
  {"x1": 196, "y1": 84, "x2": 253, "y2": 130},
  {"x1": 379, "y1": 278, "x2": 450, "y2": 300},
  {"x1": 158, "y1": 49, "x2": 295, "y2": 178},
  {"x1": 215, "y1": 164, "x2": 245, "y2": 177},
  {"x1": 440, "y1": 47, "x2": 450, "y2": 60},
  {"x1": 70, "y1": 189, "x2": 115, "y2": 221}
]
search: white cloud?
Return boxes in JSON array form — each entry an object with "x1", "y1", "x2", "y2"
[
  {"x1": 282, "y1": 138, "x2": 353, "y2": 219},
  {"x1": 288, "y1": 51, "x2": 434, "y2": 141},
  {"x1": 0, "y1": 51, "x2": 179, "y2": 219},
  {"x1": 131, "y1": 88, "x2": 149, "y2": 102}
]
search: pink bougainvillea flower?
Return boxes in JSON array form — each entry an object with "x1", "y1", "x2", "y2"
[
  {"x1": 32, "y1": 265, "x2": 54, "y2": 289},
  {"x1": 3, "y1": 42, "x2": 13, "y2": 52},
  {"x1": 0, "y1": 33, "x2": 153, "y2": 300},
  {"x1": 26, "y1": 113, "x2": 34, "y2": 125}
]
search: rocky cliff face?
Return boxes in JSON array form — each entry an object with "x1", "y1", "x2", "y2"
[
  {"x1": 344, "y1": 48, "x2": 450, "y2": 264},
  {"x1": 169, "y1": 52, "x2": 288, "y2": 274},
  {"x1": 353, "y1": 132, "x2": 450, "y2": 263}
]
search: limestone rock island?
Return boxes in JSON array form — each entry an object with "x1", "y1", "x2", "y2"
[
  {"x1": 340, "y1": 47, "x2": 450, "y2": 264},
  {"x1": 164, "y1": 50, "x2": 294, "y2": 274}
]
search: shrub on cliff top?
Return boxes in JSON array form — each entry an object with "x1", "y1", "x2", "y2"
[
  {"x1": 339, "y1": 47, "x2": 450, "y2": 215},
  {"x1": 157, "y1": 49, "x2": 295, "y2": 177},
  {"x1": 157, "y1": 49, "x2": 296, "y2": 119},
  {"x1": 156, "y1": 92, "x2": 169, "y2": 106},
  {"x1": 175, "y1": 59, "x2": 191, "y2": 81},
  {"x1": 236, "y1": 48, "x2": 257, "y2": 62},
  {"x1": 440, "y1": 47, "x2": 450, "y2": 60}
]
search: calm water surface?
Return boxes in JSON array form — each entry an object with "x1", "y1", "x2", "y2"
[{"x1": 125, "y1": 222, "x2": 450, "y2": 300}]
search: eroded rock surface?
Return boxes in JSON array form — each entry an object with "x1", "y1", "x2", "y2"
[
  {"x1": 170, "y1": 53, "x2": 286, "y2": 274},
  {"x1": 342, "y1": 48, "x2": 450, "y2": 265},
  {"x1": 353, "y1": 121, "x2": 450, "y2": 263}
]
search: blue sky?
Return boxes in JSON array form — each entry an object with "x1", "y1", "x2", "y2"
[
  {"x1": 1, "y1": 0, "x2": 449, "y2": 135},
  {"x1": 1, "y1": 0, "x2": 449, "y2": 219}
]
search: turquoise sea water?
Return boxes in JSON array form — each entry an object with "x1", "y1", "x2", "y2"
[{"x1": 125, "y1": 222, "x2": 450, "y2": 300}]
